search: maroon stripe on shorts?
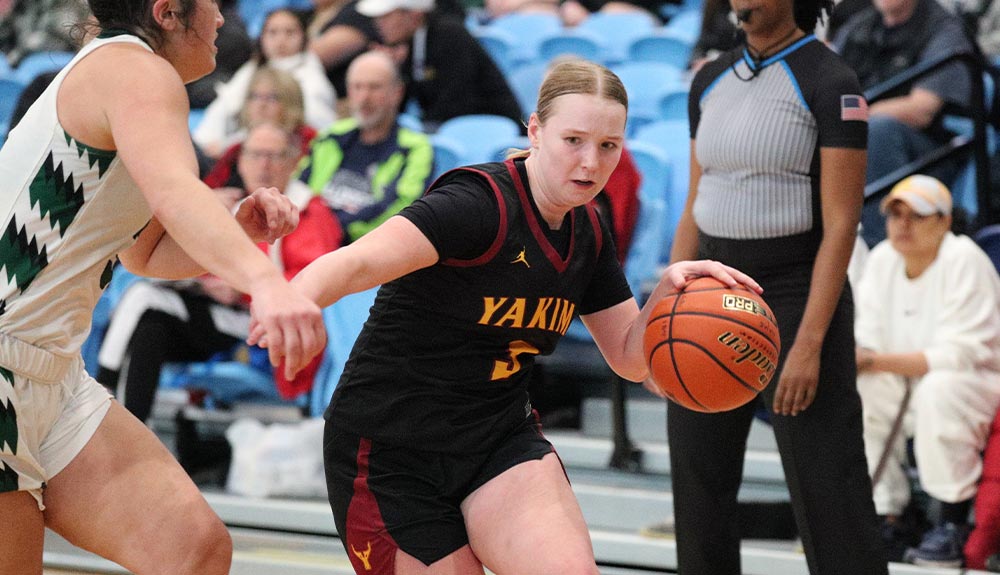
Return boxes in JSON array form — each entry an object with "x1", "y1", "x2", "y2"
[{"x1": 345, "y1": 438, "x2": 398, "y2": 574}]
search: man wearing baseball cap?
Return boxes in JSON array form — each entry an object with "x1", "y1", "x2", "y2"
[
  {"x1": 356, "y1": 0, "x2": 523, "y2": 130},
  {"x1": 855, "y1": 174, "x2": 1000, "y2": 567}
]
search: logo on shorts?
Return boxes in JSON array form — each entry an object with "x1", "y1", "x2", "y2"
[{"x1": 351, "y1": 541, "x2": 373, "y2": 571}]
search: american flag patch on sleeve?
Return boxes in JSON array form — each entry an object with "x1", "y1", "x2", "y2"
[{"x1": 841, "y1": 95, "x2": 869, "y2": 122}]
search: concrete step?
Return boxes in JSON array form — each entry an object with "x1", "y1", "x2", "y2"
[
  {"x1": 547, "y1": 430, "x2": 786, "y2": 486},
  {"x1": 580, "y1": 397, "x2": 779, "y2": 452}
]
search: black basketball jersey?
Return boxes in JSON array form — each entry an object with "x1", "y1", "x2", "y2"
[{"x1": 326, "y1": 159, "x2": 631, "y2": 454}]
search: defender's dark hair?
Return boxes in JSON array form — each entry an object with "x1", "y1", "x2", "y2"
[
  {"x1": 83, "y1": 0, "x2": 197, "y2": 49},
  {"x1": 794, "y1": 0, "x2": 834, "y2": 33}
]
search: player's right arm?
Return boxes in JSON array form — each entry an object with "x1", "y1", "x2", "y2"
[
  {"x1": 74, "y1": 45, "x2": 324, "y2": 376},
  {"x1": 291, "y1": 215, "x2": 438, "y2": 308}
]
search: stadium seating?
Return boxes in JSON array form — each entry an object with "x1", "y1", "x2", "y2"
[
  {"x1": 488, "y1": 12, "x2": 562, "y2": 64},
  {"x1": 538, "y1": 30, "x2": 607, "y2": 63},
  {"x1": 628, "y1": 33, "x2": 693, "y2": 69},
  {"x1": 0, "y1": 78, "x2": 25, "y2": 141},
  {"x1": 474, "y1": 27, "x2": 522, "y2": 73},
  {"x1": 658, "y1": 88, "x2": 689, "y2": 121},
  {"x1": 662, "y1": 8, "x2": 701, "y2": 44},
  {"x1": 622, "y1": 140, "x2": 673, "y2": 295},
  {"x1": 238, "y1": 0, "x2": 291, "y2": 38},
  {"x1": 430, "y1": 133, "x2": 468, "y2": 179},
  {"x1": 633, "y1": 119, "x2": 691, "y2": 239},
  {"x1": 309, "y1": 287, "x2": 379, "y2": 417},
  {"x1": 575, "y1": 11, "x2": 657, "y2": 64},
  {"x1": 506, "y1": 61, "x2": 548, "y2": 116},
  {"x1": 436, "y1": 114, "x2": 522, "y2": 164},
  {"x1": 13, "y1": 50, "x2": 74, "y2": 85}
]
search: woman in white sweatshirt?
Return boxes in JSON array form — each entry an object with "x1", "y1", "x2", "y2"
[
  {"x1": 194, "y1": 8, "x2": 336, "y2": 157},
  {"x1": 856, "y1": 174, "x2": 1000, "y2": 566}
]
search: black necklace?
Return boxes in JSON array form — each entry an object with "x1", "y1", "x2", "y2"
[{"x1": 732, "y1": 26, "x2": 803, "y2": 82}]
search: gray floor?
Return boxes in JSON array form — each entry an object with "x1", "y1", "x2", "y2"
[{"x1": 42, "y1": 397, "x2": 991, "y2": 575}]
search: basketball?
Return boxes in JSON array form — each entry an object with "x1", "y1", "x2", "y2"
[{"x1": 644, "y1": 277, "x2": 781, "y2": 413}]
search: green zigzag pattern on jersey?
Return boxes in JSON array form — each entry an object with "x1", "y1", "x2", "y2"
[
  {"x1": 0, "y1": 365, "x2": 18, "y2": 490},
  {"x1": 0, "y1": 136, "x2": 113, "y2": 295},
  {"x1": 0, "y1": 394, "x2": 16, "y2": 456}
]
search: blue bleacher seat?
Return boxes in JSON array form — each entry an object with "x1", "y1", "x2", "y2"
[
  {"x1": 0, "y1": 54, "x2": 11, "y2": 79},
  {"x1": 238, "y1": 0, "x2": 291, "y2": 38},
  {"x1": 538, "y1": 30, "x2": 607, "y2": 63},
  {"x1": 309, "y1": 287, "x2": 379, "y2": 417},
  {"x1": 436, "y1": 114, "x2": 522, "y2": 164},
  {"x1": 491, "y1": 136, "x2": 530, "y2": 162},
  {"x1": 611, "y1": 61, "x2": 686, "y2": 121},
  {"x1": 622, "y1": 141, "x2": 673, "y2": 296},
  {"x1": 628, "y1": 33, "x2": 693, "y2": 69},
  {"x1": 975, "y1": 224, "x2": 1000, "y2": 272},
  {"x1": 474, "y1": 27, "x2": 522, "y2": 73},
  {"x1": 663, "y1": 8, "x2": 701, "y2": 44},
  {"x1": 576, "y1": 11, "x2": 657, "y2": 64},
  {"x1": 633, "y1": 119, "x2": 691, "y2": 241},
  {"x1": 488, "y1": 13, "x2": 562, "y2": 63},
  {"x1": 430, "y1": 134, "x2": 468, "y2": 179},
  {"x1": 658, "y1": 88, "x2": 689, "y2": 121},
  {"x1": 0, "y1": 78, "x2": 25, "y2": 141},
  {"x1": 507, "y1": 61, "x2": 548, "y2": 116},
  {"x1": 13, "y1": 51, "x2": 74, "y2": 85}
]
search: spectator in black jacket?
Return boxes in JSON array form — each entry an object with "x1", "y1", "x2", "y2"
[{"x1": 358, "y1": 0, "x2": 524, "y2": 130}]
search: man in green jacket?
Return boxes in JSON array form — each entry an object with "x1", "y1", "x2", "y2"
[{"x1": 298, "y1": 50, "x2": 434, "y2": 243}]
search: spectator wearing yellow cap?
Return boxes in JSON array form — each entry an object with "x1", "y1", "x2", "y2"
[{"x1": 855, "y1": 174, "x2": 1000, "y2": 567}]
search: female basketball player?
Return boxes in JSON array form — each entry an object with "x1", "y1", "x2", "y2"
[
  {"x1": 664, "y1": 0, "x2": 887, "y2": 572},
  {"x1": 0, "y1": 1, "x2": 326, "y2": 573},
  {"x1": 250, "y1": 59, "x2": 758, "y2": 575}
]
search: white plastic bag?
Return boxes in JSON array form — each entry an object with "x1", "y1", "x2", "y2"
[{"x1": 225, "y1": 417, "x2": 327, "y2": 498}]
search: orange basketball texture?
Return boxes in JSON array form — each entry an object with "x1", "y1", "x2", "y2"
[{"x1": 644, "y1": 277, "x2": 781, "y2": 413}]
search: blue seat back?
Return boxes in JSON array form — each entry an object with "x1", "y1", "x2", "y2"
[
  {"x1": 13, "y1": 51, "x2": 74, "y2": 84},
  {"x1": 633, "y1": 119, "x2": 691, "y2": 243},
  {"x1": 538, "y1": 30, "x2": 607, "y2": 63},
  {"x1": 474, "y1": 27, "x2": 522, "y2": 73},
  {"x1": 0, "y1": 78, "x2": 25, "y2": 141},
  {"x1": 488, "y1": 13, "x2": 562, "y2": 62},
  {"x1": 623, "y1": 141, "x2": 672, "y2": 297},
  {"x1": 309, "y1": 287, "x2": 379, "y2": 416},
  {"x1": 628, "y1": 33, "x2": 693, "y2": 69},
  {"x1": 611, "y1": 62, "x2": 685, "y2": 119},
  {"x1": 507, "y1": 61, "x2": 548, "y2": 116},
  {"x1": 436, "y1": 114, "x2": 522, "y2": 164},
  {"x1": 576, "y1": 12, "x2": 657, "y2": 63},
  {"x1": 431, "y1": 134, "x2": 468, "y2": 179}
]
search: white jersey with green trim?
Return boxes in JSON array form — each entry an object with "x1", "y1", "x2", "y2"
[{"x1": 0, "y1": 33, "x2": 154, "y2": 357}]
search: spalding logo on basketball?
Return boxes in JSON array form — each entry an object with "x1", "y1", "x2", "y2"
[{"x1": 643, "y1": 276, "x2": 780, "y2": 413}]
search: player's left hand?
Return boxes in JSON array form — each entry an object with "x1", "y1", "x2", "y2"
[
  {"x1": 235, "y1": 187, "x2": 299, "y2": 244},
  {"x1": 660, "y1": 260, "x2": 763, "y2": 294}
]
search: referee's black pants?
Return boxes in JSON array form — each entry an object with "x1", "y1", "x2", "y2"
[{"x1": 667, "y1": 232, "x2": 888, "y2": 575}]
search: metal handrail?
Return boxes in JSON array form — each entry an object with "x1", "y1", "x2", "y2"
[{"x1": 861, "y1": 50, "x2": 996, "y2": 224}]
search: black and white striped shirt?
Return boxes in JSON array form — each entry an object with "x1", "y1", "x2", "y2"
[{"x1": 689, "y1": 36, "x2": 867, "y2": 240}]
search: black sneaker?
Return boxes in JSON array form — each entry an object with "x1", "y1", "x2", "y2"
[
  {"x1": 903, "y1": 522, "x2": 968, "y2": 568},
  {"x1": 880, "y1": 518, "x2": 914, "y2": 563}
]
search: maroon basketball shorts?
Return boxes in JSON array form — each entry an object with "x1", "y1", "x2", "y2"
[{"x1": 324, "y1": 417, "x2": 556, "y2": 574}]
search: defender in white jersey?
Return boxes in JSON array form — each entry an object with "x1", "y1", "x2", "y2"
[{"x1": 0, "y1": 1, "x2": 327, "y2": 574}]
